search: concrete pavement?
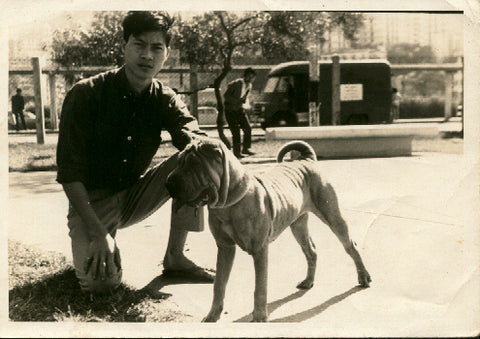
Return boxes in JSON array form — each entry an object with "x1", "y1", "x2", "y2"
[{"x1": 7, "y1": 151, "x2": 480, "y2": 336}]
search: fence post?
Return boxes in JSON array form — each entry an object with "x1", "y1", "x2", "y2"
[
  {"x1": 32, "y1": 57, "x2": 45, "y2": 144},
  {"x1": 308, "y1": 46, "x2": 320, "y2": 126},
  {"x1": 331, "y1": 55, "x2": 341, "y2": 125},
  {"x1": 444, "y1": 71, "x2": 453, "y2": 122},
  {"x1": 48, "y1": 72, "x2": 58, "y2": 130},
  {"x1": 190, "y1": 64, "x2": 198, "y2": 119}
]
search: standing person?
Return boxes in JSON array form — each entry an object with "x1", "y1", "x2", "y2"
[
  {"x1": 11, "y1": 88, "x2": 26, "y2": 130},
  {"x1": 223, "y1": 67, "x2": 256, "y2": 158},
  {"x1": 391, "y1": 87, "x2": 402, "y2": 122},
  {"x1": 56, "y1": 11, "x2": 214, "y2": 294}
]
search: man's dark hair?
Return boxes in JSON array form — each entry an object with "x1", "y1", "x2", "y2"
[
  {"x1": 16, "y1": 88, "x2": 22, "y2": 93},
  {"x1": 122, "y1": 11, "x2": 175, "y2": 46},
  {"x1": 244, "y1": 67, "x2": 256, "y2": 77}
]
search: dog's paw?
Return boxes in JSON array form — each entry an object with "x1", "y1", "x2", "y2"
[
  {"x1": 251, "y1": 316, "x2": 268, "y2": 322},
  {"x1": 251, "y1": 310, "x2": 268, "y2": 322},
  {"x1": 202, "y1": 308, "x2": 222, "y2": 322},
  {"x1": 202, "y1": 315, "x2": 218, "y2": 322},
  {"x1": 358, "y1": 270, "x2": 372, "y2": 287},
  {"x1": 296, "y1": 278, "x2": 314, "y2": 290}
]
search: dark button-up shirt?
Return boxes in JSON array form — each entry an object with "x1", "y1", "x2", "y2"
[
  {"x1": 56, "y1": 66, "x2": 205, "y2": 191},
  {"x1": 12, "y1": 94, "x2": 24, "y2": 113}
]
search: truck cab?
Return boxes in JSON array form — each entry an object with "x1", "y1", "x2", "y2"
[{"x1": 254, "y1": 59, "x2": 392, "y2": 128}]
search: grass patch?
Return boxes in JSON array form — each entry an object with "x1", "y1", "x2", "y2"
[
  {"x1": 9, "y1": 240, "x2": 192, "y2": 322},
  {"x1": 400, "y1": 97, "x2": 459, "y2": 119},
  {"x1": 8, "y1": 142, "x2": 58, "y2": 172}
]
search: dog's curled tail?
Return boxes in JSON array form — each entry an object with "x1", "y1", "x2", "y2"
[{"x1": 276, "y1": 140, "x2": 317, "y2": 163}]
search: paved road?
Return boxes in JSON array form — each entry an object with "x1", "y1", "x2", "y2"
[{"x1": 7, "y1": 151, "x2": 479, "y2": 336}]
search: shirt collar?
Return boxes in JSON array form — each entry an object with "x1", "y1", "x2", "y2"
[{"x1": 116, "y1": 66, "x2": 155, "y2": 100}]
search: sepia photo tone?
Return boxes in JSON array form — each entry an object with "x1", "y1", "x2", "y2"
[{"x1": 2, "y1": 1, "x2": 479, "y2": 337}]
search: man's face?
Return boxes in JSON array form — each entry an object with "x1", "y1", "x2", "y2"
[
  {"x1": 244, "y1": 73, "x2": 255, "y2": 85},
  {"x1": 124, "y1": 30, "x2": 169, "y2": 83}
]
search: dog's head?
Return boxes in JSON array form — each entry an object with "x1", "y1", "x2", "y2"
[{"x1": 166, "y1": 137, "x2": 249, "y2": 209}]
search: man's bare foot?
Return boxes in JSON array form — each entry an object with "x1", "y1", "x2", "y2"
[{"x1": 163, "y1": 254, "x2": 215, "y2": 282}]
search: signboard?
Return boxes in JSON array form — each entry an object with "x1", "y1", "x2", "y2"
[{"x1": 340, "y1": 84, "x2": 363, "y2": 101}]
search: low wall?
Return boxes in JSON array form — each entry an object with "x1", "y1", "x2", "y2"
[{"x1": 265, "y1": 124, "x2": 439, "y2": 158}]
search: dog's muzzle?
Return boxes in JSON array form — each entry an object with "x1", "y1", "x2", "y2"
[{"x1": 165, "y1": 174, "x2": 212, "y2": 209}]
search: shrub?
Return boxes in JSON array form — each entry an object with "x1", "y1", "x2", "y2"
[
  {"x1": 399, "y1": 97, "x2": 458, "y2": 119},
  {"x1": 25, "y1": 102, "x2": 50, "y2": 119}
]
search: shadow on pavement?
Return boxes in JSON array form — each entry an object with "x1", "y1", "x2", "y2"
[
  {"x1": 269, "y1": 285, "x2": 366, "y2": 323},
  {"x1": 142, "y1": 273, "x2": 214, "y2": 300},
  {"x1": 234, "y1": 285, "x2": 365, "y2": 323},
  {"x1": 234, "y1": 289, "x2": 308, "y2": 322}
]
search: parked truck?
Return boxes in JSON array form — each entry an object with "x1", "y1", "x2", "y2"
[{"x1": 253, "y1": 59, "x2": 392, "y2": 128}]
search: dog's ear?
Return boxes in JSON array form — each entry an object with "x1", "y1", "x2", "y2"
[{"x1": 198, "y1": 138, "x2": 223, "y2": 161}]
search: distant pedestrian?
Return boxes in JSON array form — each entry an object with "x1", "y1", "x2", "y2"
[
  {"x1": 223, "y1": 67, "x2": 256, "y2": 158},
  {"x1": 12, "y1": 88, "x2": 26, "y2": 130},
  {"x1": 391, "y1": 87, "x2": 402, "y2": 122}
]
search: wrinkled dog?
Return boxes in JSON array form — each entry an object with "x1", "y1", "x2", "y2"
[{"x1": 166, "y1": 138, "x2": 371, "y2": 322}]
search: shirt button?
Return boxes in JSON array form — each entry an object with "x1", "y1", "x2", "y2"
[
  {"x1": 123, "y1": 159, "x2": 127, "y2": 163},
  {"x1": 127, "y1": 136, "x2": 132, "y2": 141}
]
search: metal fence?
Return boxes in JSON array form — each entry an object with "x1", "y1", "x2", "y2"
[
  {"x1": 8, "y1": 64, "x2": 271, "y2": 130},
  {"x1": 8, "y1": 60, "x2": 462, "y2": 133}
]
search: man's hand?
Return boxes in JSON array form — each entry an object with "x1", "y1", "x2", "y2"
[{"x1": 83, "y1": 234, "x2": 121, "y2": 280}]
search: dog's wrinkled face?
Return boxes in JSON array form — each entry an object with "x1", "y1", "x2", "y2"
[{"x1": 166, "y1": 139, "x2": 224, "y2": 208}]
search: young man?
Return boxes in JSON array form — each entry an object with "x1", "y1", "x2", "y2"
[
  {"x1": 11, "y1": 88, "x2": 26, "y2": 130},
  {"x1": 56, "y1": 11, "x2": 214, "y2": 294},
  {"x1": 223, "y1": 67, "x2": 256, "y2": 158}
]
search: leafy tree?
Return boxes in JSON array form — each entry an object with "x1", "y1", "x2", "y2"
[
  {"x1": 329, "y1": 12, "x2": 365, "y2": 42},
  {"x1": 387, "y1": 43, "x2": 436, "y2": 64},
  {"x1": 260, "y1": 12, "x2": 311, "y2": 63},
  {"x1": 174, "y1": 11, "x2": 266, "y2": 147},
  {"x1": 52, "y1": 11, "x2": 125, "y2": 67},
  {"x1": 260, "y1": 12, "x2": 365, "y2": 63},
  {"x1": 403, "y1": 71, "x2": 445, "y2": 97}
]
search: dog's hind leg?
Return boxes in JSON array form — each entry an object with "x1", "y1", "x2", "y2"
[
  {"x1": 312, "y1": 182, "x2": 371, "y2": 287},
  {"x1": 290, "y1": 214, "x2": 317, "y2": 289}
]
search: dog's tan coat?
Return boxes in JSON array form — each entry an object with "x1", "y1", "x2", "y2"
[{"x1": 166, "y1": 139, "x2": 371, "y2": 322}]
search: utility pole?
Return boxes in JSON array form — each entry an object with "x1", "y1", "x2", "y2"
[
  {"x1": 331, "y1": 55, "x2": 341, "y2": 125},
  {"x1": 32, "y1": 57, "x2": 45, "y2": 144},
  {"x1": 308, "y1": 37, "x2": 320, "y2": 126},
  {"x1": 189, "y1": 64, "x2": 199, "y2": 119},
  {"x1": 48, "y1": 73, "x2": 58, "y2": 130}
]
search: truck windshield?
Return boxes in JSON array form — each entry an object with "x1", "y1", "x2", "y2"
[
  {"x1": 264, "y1": 77, "x2": 279, "y2": 93},
  {"x1": 264, "y1": 76, "x2": 293, "y2": 93}
]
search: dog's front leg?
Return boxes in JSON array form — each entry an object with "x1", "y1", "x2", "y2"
[
  {"x1": 252, "y1": 245, "x2": 269, "y2": 322},
  {"x1": 202, "y1": 245, "x2": 236, "y2": 322}
]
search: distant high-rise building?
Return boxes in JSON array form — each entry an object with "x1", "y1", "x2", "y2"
[{"x1": 357, "y1": 13, "x2": 463, "y2": 62}]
